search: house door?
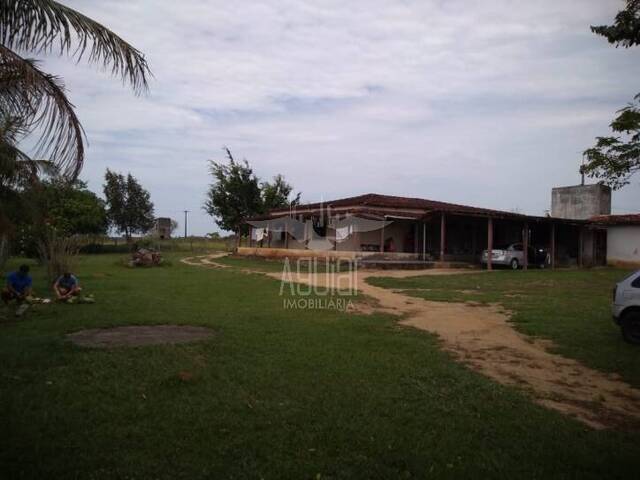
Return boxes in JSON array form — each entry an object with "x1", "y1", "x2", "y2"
[{"x1": 594, "y1": 230, "x2": 607, "y2": 266}]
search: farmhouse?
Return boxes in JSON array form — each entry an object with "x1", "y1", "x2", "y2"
[{"x1": 242, "y1": 184, "x2": 638, "y2": 268}]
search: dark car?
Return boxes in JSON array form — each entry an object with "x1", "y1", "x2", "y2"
[{"x1": 529, "y1": 245, "x2": 551, "y2": 268}]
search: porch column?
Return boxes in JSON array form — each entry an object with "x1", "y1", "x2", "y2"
[
  {"x1": 487, "y1": 217, "x2": 493, "y2": 271},
  {"x1": 379, "y1": 222, "x2": 385, "y2": 253},
  {"x1": 249, "y1": 227, "x2": 253, "y2": 248},
  {"x1": 578, "y1": 227, "x2": 584, "y2": 268},
  {"x1": 440, "y1": 213, "x2": 446, "y2": 262},
  {"x1": 523, "y1": 222, "x2": 529, "y2": 270},
  {"x1": 422, "y1": 223, "x2": 426, "y2": 261},
  {"x1": 550, "y1": 223, "x2": 556, "y2": 269},
  {"x1": 471, "y1": 222, "x2": 478, "y2": 257}
]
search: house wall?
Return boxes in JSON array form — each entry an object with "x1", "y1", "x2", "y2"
[{"x1": 607, "y1": 226, "x2": 640, "y2": 267}]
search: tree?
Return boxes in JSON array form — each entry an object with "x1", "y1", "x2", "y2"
[
  {"x1": 35, "y1": 179, "x2": 108, "y2": 236},
  {"x1": 0, "y1": 115, "x2": 56, "y2": 193},
  {"x1": 0, "y1": 114, "x2": 57, "y2": 256},
  {"x1": 591, "y1": 0, "x2": 640, "y2": 47},
  {"x1": 9, "y1": 178, "x2": 107, "y2": 259},
  {"x1": 583, "y1": 95, "x2": 640, "y2": 189},
  {"x1": 0, "y1": 0, "x2": 150, "y2": 180},
  {"x1": 170, "y1": 219, "x2": 179, "y2": 236},
  {"x1": 583, "y1": 1, "x2": 640, "y2": 188},
  {"x1": 261, "y1": 174, "x2": 301, "y2": 211},
  {"x1": 204, "y1": 148, "x2": 301, "y2": 242},
  {"x1": 204, "y1": 148, "x2": 263, "y2": 239},
  {"x1": 103, "y1": 169, "x2": 154, "y2": 241}
]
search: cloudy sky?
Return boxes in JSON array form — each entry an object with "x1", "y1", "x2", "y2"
[{"x1": 38, "y1": 0, "x2": 640, "y2": 235}]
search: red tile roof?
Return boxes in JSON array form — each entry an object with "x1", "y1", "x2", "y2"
[
  {"x1": 270, "y1": 193, "x2": 538, "y2": 220},
  {"x1": 589, "y1": 214, "x2": 640, "y2": 226}
]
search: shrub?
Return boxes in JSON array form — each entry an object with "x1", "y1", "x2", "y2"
[{"x1": 37, "y1": 230, "x2": 81, "y2": 284}]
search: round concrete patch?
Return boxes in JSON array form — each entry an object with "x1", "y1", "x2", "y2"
[{"x1": 67, "y1": 325, "x2": 215, "y2": 348}]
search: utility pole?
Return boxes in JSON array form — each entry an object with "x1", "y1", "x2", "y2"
[{"x1": 183, "y1": 210, "x2": 189, "y2": 239}]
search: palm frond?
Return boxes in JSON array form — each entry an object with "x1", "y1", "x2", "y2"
[
  {"x1": 0, "y1": 45, "x2": 83, "y2": 179},
  {"x1": 0, "y1": 115, "x2": 57, "y2": 188},
  {"x1": 0, "y1": 0, "x2": 150, "y2": 92}
]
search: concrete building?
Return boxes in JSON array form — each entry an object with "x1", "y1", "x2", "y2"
[
  {"x1": 551, "y1": 184, "x2": 611, "y2": 220},
  {"x1": 154, "y1": 217, "x2": 173, "y2": 239},
  {"x1": 551, "y1": 184, "x2": 640, "y2": 267}
]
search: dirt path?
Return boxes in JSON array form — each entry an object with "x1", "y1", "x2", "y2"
[
  {"x1": 181, "y1": 252, "x2": 231, "y2": 268},
  {"x1": 184, "y1": 254, "x2": 640, "y2": 429}
]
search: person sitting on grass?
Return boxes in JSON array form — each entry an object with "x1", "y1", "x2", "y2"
[
  {"x1": 1, "y1": 265, "x2": 33, "y2": 305},
  {"x1": 54, "y1": 272, "x2": 82, "y2": 302}
]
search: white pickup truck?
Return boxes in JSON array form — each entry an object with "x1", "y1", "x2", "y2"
[{"x1": 612, "y1": 270, "x2": 640, "y2": 344}]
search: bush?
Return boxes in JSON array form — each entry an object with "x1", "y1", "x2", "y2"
[
  {"x1": 79, "y1": 243, "x2": 131, "y2": 254},
  {"x1": 37, "y1": 230, "x2": 81, "y2": 284}
]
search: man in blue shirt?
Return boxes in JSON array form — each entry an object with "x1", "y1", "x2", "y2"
[
  {"x1": 54, "y1": 272, "x2": 82, "y2": 301},
  {"x1": 2, "y1": 265, "x2": 33, "y2": 304}
]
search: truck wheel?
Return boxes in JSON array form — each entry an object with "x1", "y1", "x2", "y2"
[
  {"x1": 621, "y1": 311, "x2": 640, "y2": 345},
  {"x1": 510, "y1": 258, "x2": 519, "y2": 270}
]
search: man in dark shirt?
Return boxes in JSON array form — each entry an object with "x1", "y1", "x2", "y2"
[
  {"x1": 53, "y1": 272, "x2": 82, "y2": 301},
  {"x1": 2, "y1": 265, "x2": 33, "y2": 305}
]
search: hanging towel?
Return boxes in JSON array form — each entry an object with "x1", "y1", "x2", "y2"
[{"x1": 335, "y1": 225, "x2": 352, "y2": 242}]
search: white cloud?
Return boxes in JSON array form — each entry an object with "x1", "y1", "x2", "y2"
[{"x1": 26, "y1": 0, "x2": 640, "y2": 233}]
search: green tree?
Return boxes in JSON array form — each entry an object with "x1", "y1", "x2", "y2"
[
  {"x1": 0, "y1": 0, "x2": 150, "y2": 180},
  {"x1": 10, "y1": 178, "x2": 107, "y2": 259},
  {"x1": 261, "y1": 174, "x2": 301, "y2": 211},
  {"x1": 103, "y1": 169, "x2": 155, "y2": 241},
  {"x1": 0, "y1": 114, "x2": 57, "y2": 259},
  {"x1": 35, "y1": 179, "x2": 108, "y2": 236},
  {"x1": 591, "y1": 0, "x2": 640, "y2": 47},
  {"x1": 204, "y1": 148, "x2": 262, "y2": 240},
  {"x1": 583, "y1": 1, "x2": 640, "y2": 188}
]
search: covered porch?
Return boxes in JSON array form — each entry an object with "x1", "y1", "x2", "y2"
[{"x1": 243, "y1": 209, "x2": 602, "y2": 269}]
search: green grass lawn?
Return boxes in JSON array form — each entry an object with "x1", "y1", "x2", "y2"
[
  {"x1": 215, "y1": 254, "x2": 297, "y2": 272},
  {"x1": 1, "y1": 255, "x2": 639, "y2": 478},
  {"x1": 368, "y1": 268, "x2": 640, "y2": 388}
]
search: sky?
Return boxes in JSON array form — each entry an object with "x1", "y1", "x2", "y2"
[{"x1": 33, "y1": 0, "x2": 640, "y2": 235}]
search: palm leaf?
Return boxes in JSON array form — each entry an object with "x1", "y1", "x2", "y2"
[
  {"x1": 0, "y1": 114, "x2": 58, "y2": 189},
  {"x1": 0, "y1": 44, "x2": 83, "y2": 179},
  {"x1": 0, "y1": 0, "x2": 150, "y2": 92}
]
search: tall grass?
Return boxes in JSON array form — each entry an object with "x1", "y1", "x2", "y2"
[
  {"x1": 80, "y1": 236, "x2": 233, "y2": 254},
  {"x1": 37, "y1": 230, "x2": 81, "y2": 284}
]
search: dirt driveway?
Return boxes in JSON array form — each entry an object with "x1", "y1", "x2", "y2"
[{"x1": 184, "y1": 254, "x2": 640, "y2": 429}]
